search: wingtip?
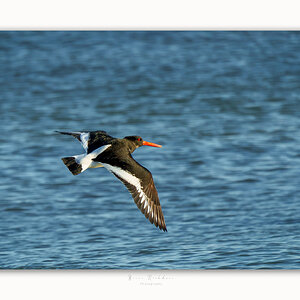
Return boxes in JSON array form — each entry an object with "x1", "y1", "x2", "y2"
[
  {"x1": 160, "y1": 225, "x2": 167, "y2": 232},
  {"x1": 55, "y1": 130, "x2": 64, "y2": 134}
]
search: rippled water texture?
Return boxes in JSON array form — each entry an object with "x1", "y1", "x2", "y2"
[{"x1": 1, "y1": 31, "x2": 300, "y2": 269}]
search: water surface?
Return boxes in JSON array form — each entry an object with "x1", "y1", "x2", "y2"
[{"x1": 1, "y1": 31, "x2": 300, "y2": 269}]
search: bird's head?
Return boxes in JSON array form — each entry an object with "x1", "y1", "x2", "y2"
[{"x1": 124, "y1": 136, "x2": 162, "y2": 152}]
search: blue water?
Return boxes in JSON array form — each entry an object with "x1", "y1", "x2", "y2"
[{"x1": 1, "y1": 31, "x2": 300, "y2": 269}]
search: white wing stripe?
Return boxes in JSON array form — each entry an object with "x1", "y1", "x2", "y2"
[
  {"x1": 80, "y1": 132, "x2": 90, "y2": 152},
  {"x1": 75, "y1": 145, "x2": 111, "y2": 172},
  {"x1": 90, "y1": 144, "x2": 111, "y2": 156},
  {"x1": 102, "y1": 163, "x2": 141, "y2": 187},
  {"x1": 101, "y1": 163, "x2": 152, "y2": 214},
  {"x1": 140, "y1": 193, "x2": 146, "y2": 204}
]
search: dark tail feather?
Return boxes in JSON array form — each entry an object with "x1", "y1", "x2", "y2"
[{"x1": 61, "y1": 157, "x2": 82, "y2": 175}]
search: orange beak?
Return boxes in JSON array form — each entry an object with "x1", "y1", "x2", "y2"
[{"x1": 143, "y1": 140, "x2": 162, "y2": 148}]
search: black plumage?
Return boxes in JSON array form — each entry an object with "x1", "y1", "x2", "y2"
[{"x1": 57, "y1": 130, "x2": 167, "y2": 232}]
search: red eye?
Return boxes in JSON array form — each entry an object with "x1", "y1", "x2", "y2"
[{"x1": 138, "y1": 138, "x2": 141, "y2": 141}]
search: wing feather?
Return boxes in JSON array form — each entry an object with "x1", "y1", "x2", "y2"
[
  {"x1": 102, "y1": 162, "x2": 167, "y2": 232},
  {"x1": 56, "y1": 130, "x2": 114, "y2": 153}
]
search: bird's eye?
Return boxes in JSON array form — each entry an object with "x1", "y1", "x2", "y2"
[{"x1": 137, "y1": 138, "x2": 141, "y2": 141}]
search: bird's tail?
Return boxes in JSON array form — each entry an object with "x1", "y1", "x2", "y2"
[{"x1": 61, "y1": 156, "x2": 83, "y2": 175}]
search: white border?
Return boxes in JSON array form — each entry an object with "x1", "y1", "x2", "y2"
[
  {"x1": 1, "y1": 1, "x2": 300, "y2": 299},
  {"x1": 0, "y1": 0, "x2": 300, "y2": 29},
  {"x1": 1, "y1": 270, "x2": 300, "y2": 300}
]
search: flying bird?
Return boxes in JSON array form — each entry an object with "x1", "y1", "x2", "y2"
[{"x1": 56, "y1": 130, "x2": 167, "y2": 232}]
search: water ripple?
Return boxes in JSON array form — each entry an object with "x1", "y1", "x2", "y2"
[{"x1": 1, "y1": 31, "x2": 300, "y2": 269}]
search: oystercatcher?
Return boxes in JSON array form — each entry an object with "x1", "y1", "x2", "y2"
[{"x1": 56, "y1": 130, "x2": 167, "y2": 232}]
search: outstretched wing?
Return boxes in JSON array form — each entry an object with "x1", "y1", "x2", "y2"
[
  {"x1": 56, "y1": 130, "x2": 114, "y2": 153},
  {"x1": 101, "y1": 159, "x2": 167, "y2": 232}
]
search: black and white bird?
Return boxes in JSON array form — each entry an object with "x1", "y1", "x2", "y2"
[{"x1": 56, "y1": 130, "x2": 167, "y2": 232}]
